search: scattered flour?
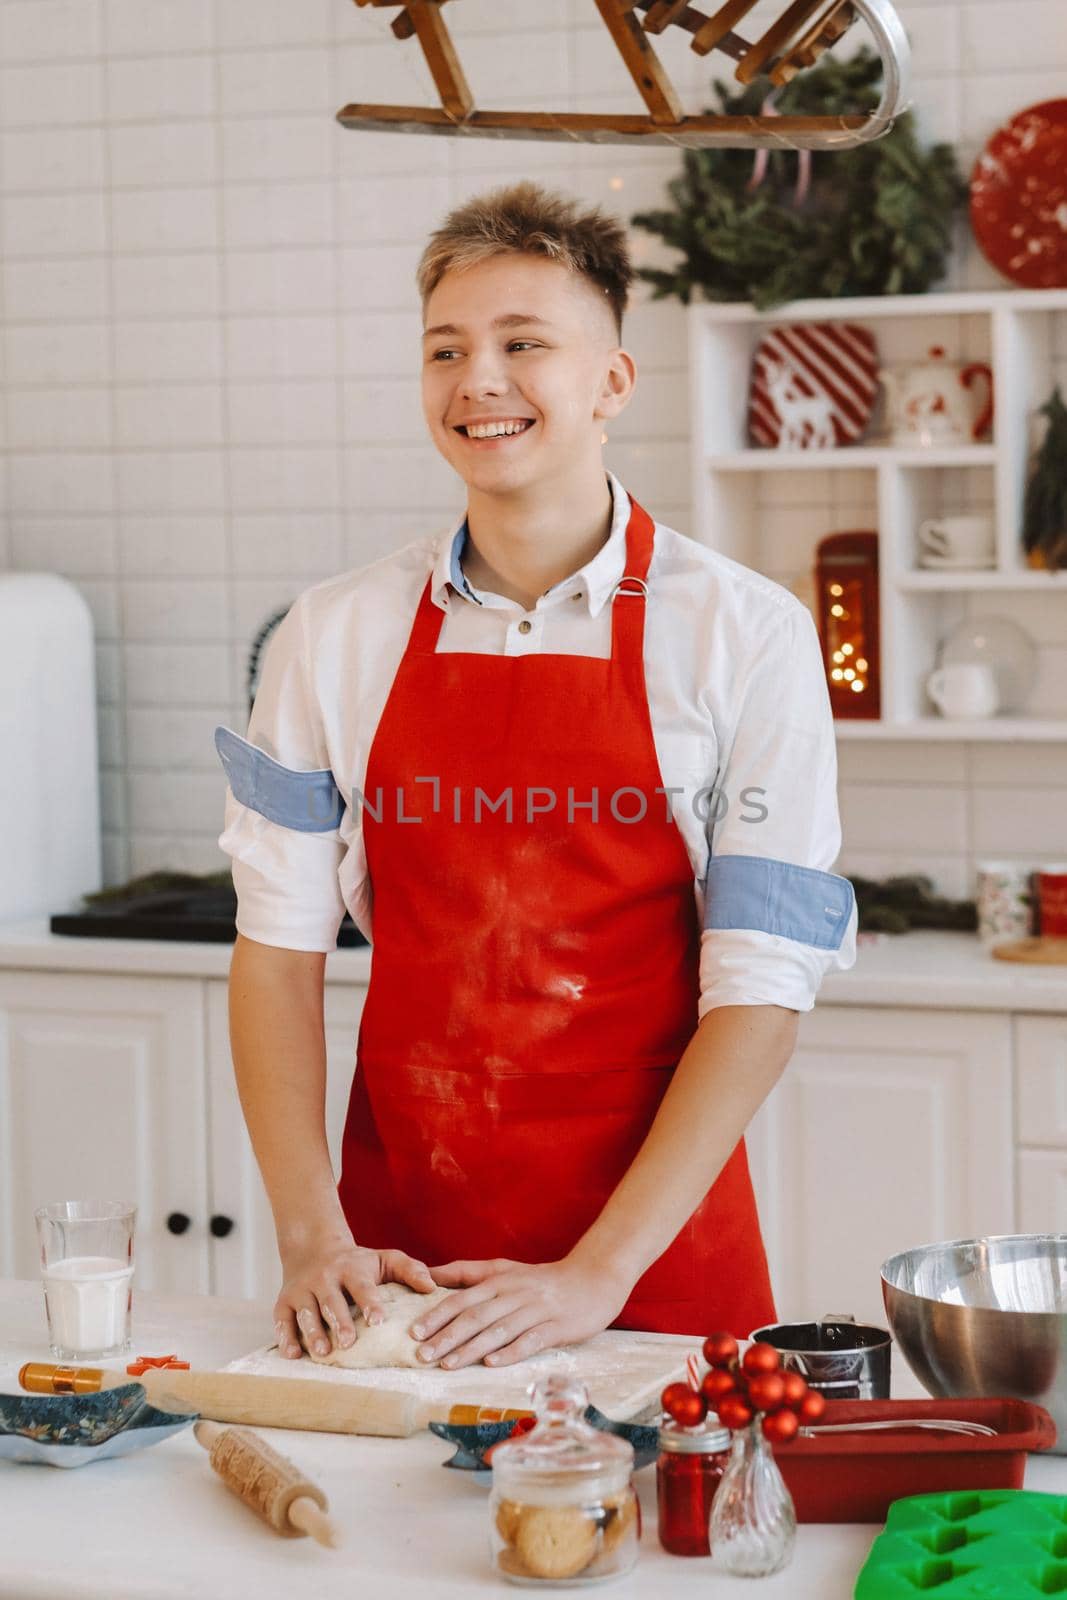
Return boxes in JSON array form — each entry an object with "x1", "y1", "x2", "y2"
[{"x1": 225, "y1": 1329, "x2": 693, "y2": 1418}]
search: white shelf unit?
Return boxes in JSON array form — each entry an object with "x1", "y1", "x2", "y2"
[{"x1": 689, "y1": 290, "x2": 1067, "y2": 742}]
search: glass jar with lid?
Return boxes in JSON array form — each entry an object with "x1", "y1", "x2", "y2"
[
  {"x1": 488, "y1": 1373, "x2": 639, "y2": 1585},
  {"x1": 656, "y1": 1419, "x2": 731, "y2": 1556}
]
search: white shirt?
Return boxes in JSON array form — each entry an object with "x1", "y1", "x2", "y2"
[{"x1": 217, "y1": 470, "x2": 857, "y2": 1014}]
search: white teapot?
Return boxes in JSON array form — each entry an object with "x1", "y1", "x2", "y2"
[{"x1": 880, "y1": 346, "x2": 994, "y2": 447}]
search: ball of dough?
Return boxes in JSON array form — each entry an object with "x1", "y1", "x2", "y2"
[
  {"x1": 514, "y1": 1505, "x2": 598, "y2": 1581},
  {"x1": 301, "y1": 1282, "x2": 455, "y2": 1369}
]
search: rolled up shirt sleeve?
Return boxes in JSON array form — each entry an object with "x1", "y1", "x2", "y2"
[
  {"x1": 699, "y1": 600, "x2": 857, "y2": 1015},
  {"x1": 215, "y1": 592, "x2": 347, "y2": 953}
]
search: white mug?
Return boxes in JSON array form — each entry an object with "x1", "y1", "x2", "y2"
[
  {"x1": 926, "y1": 662, "x2": 999, "y2": 719},
  {"x1": 918, "y1": 516, "x2": 995, "y2": 566}
]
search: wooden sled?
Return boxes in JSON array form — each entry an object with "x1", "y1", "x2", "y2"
[{"x1": 337, "y1": 0, "x2": 911, "y2": 150}]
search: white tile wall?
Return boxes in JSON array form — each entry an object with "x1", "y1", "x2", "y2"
[{"x1": 1, "y1": 0, "x2": 1065, "y2": 890}]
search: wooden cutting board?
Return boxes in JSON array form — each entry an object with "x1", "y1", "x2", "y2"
[
  {"x1": 226, "y1": 1329, "x2": 693, "y2": 1421},
  {"x1": 991, "y1": 937, "x2": 1067, "y2": 964}
]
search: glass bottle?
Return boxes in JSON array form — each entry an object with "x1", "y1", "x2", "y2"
[
  {"x1": 488, "y1": 1374, "x2": 639, "y2": 1586},
  {"x1": 656, "y1": 1421, "x2": 732, "y2": 1556},
  {"x1": 708, "y1": 1419, "x2": 796, "y2": 1577}
]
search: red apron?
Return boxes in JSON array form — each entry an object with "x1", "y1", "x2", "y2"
[{"x1": 338, "y1": 494, "x2": 775, "y2": 1336}]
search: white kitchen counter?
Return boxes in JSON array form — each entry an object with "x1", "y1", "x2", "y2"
[
  {"x1": 1, "y1": 920, "x2": 1065, "y2": 1012},
  {"x1": 0, "y1": 917, "x2": 373, "y2": 984},
  {"x1": 819, "y1": 930, "x2": 1067, "y2": 1013},
  {"x1": 4, "y1": 1280, "x2": 1061, "y2": 1600}
]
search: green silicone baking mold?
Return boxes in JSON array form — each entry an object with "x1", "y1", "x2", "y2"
[{"x1": 855, "y1": 1490, "x2": 1067, "y2": 1598}]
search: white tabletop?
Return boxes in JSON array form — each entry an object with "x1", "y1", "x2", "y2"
[{"x1": 2, "y1": 1279, "x2": 1064, "y2": 1600}]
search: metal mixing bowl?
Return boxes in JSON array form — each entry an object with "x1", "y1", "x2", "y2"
[{"x1": 882, "y1": 1234, "x2": 1067, "y2": 1450}]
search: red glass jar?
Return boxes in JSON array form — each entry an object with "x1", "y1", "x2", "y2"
[{"x1": 656, "y1": 1422, "x2": 732, "y2": 1557}]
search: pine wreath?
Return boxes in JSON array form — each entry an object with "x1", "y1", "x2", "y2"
[{"x1": 630, "y1": 50, "x2": 967, "y2": 310}]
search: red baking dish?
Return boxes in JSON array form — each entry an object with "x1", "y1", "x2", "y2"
[{"x1": 770, "y1": 1398, "x2": 1056, "y2": 1523}]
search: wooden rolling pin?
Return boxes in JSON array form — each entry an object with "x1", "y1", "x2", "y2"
[
  {"x1": 193, "y1": 1420, "x2": 340, "y2": 1547},
  {"x1": 19, "y1": 1362, "x2": 532, "y2": 1438}
]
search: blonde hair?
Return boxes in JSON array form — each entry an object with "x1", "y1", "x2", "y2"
[{"x1": 416, "y1": 180, "x2": 632, "y2": 338}]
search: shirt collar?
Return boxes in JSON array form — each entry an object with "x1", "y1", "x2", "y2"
[{"x1": 429, "y1": 470, "x2": 633, "y2": 620}]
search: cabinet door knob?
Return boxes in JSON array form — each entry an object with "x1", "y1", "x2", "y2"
[
  {"x1": 210, "y1": 1214, "x2": 235, "y2": 1239},
  {"x1": 166, "y1": 1211, "x2": 191, "y2": 1236}
]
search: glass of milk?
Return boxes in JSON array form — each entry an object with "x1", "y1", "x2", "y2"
[{"x1": 34, "y1": 1200, "x2": 136, "y2": 1360}]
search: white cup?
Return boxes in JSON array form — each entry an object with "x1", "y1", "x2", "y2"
[
  {"x1": 926, "y1": 662, "x2": 999, "y2": 719},
  {"x1": 918, "y1": 516, "x2": 995, "y2": 567}
]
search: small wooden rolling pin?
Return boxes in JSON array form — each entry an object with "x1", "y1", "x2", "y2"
[
  {"x1": 193, "y1": 1420, "x2": 340, "y2": 1547},
  {"x1": 19, "y1": 1362, "x2": 531, "y2": 1437}
]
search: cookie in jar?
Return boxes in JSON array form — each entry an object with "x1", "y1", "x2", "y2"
[{"x1": 488, "y1": 1375, "x2": 639, "y2": 1585}]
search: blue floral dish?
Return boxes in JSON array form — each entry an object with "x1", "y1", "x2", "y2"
[
  {"x1": 430, "y1": 1404, "x2": 659, "y2": 1480},
  {"x1": 0, "y1": 1382, "x2": 198, "y2": 1468}
]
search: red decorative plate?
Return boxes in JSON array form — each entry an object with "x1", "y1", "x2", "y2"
[{"x1": 970, "y1": 99, "x2": 1067, "y2": 289}]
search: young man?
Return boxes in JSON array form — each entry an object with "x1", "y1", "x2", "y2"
[{"x1": 216, "y1": 182, "x2": 856, "y2": 1371}]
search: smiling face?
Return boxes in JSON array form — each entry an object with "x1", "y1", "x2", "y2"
[{"x1": 421, "y1": 253, "x2": 634, "y2": 498}]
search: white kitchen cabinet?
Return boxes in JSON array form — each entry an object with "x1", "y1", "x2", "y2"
[
  {"x1": 0, "y1": 971, "x2": 210, "y2": 1293},
  {"x1": 1017, "y1": 1151, "x2": 1067, "y2": 1233},
  {"x1": 0, "y1": 962, "x2": 367, "y2": 1304},
  {"x1": 1015, "y1": 1015, "x2": 1067, "y2": 1148},
  {"x1": 1015, "y1": 1015, "x2": 1067, "y2": 1233},
  {"x1": 746, "y1": 1006, "x2": 1014, "y2": 1328},
  {"x1": 205, "y1": 977, "x2": 366, "y2": 1301}
]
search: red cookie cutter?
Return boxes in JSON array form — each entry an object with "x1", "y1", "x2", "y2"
[{"x1": 126, "y1": 1354, "x2": 191, "y2": 1375}]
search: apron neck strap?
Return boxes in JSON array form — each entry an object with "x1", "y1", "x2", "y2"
[{"x1": 609, "y1": 495, "x2": 655, "y2": 680}]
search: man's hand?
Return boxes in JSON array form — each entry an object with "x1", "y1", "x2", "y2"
[
  {"x1": 274, "y1": 1233, "x2": 438, "y2": 1359},
  {"x1": 411, "y1": 1255, "x2": 634, "y2": 1369}
]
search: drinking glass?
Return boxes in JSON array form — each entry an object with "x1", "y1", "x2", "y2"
[{"x1": 34, "y1": 1200, "x2": 136, "y2": 1360}]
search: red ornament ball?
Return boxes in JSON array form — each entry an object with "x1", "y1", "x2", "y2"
[
  {"x1": 797, "y1": 1390, "x2": 827, "y2": 1424},
  {"x1": 741, "y1": 1342, "x2": 781, "y2": 1377},
  {"x1": 746, "y1": 1372, "x2": 786, "y2": 1413},
  {"x1": 661, "y1": 1382, "x2": 708, "y2": 1428},
  {"x1": 702, "y1": 1331, "x2": 739, "y2": 1369},
  {"x1": 701, "y1": 1368, "x2": 738, "y2": 1406},
  {"x1": 780, "y1": 1371, "x2": 808, "y2": 1408},
  {"x1": 762, "y1": 1408, "x2": 800, "y2": 1444},
  {"x1": 716, "y1": 1394, "x2": 755, "y2": 1431}
]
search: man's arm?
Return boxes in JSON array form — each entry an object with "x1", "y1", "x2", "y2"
[
  {"x1": 229, "y1": 933, "x2": 437, "y2": 1357},
  {"x1": 409, "y1": 1003, "x2": 796, "y2": 1367},
  {"x1": 572, "y1": 1002, "x2": 796, "y2": 1287}
]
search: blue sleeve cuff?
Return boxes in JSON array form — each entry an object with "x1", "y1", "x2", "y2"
[
  {"x1": 214, "y1": 726, "x2": 344, "y2": 834},
  {"x1": 704, "y1": 854, "x2": 855, "y2": 952}
]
